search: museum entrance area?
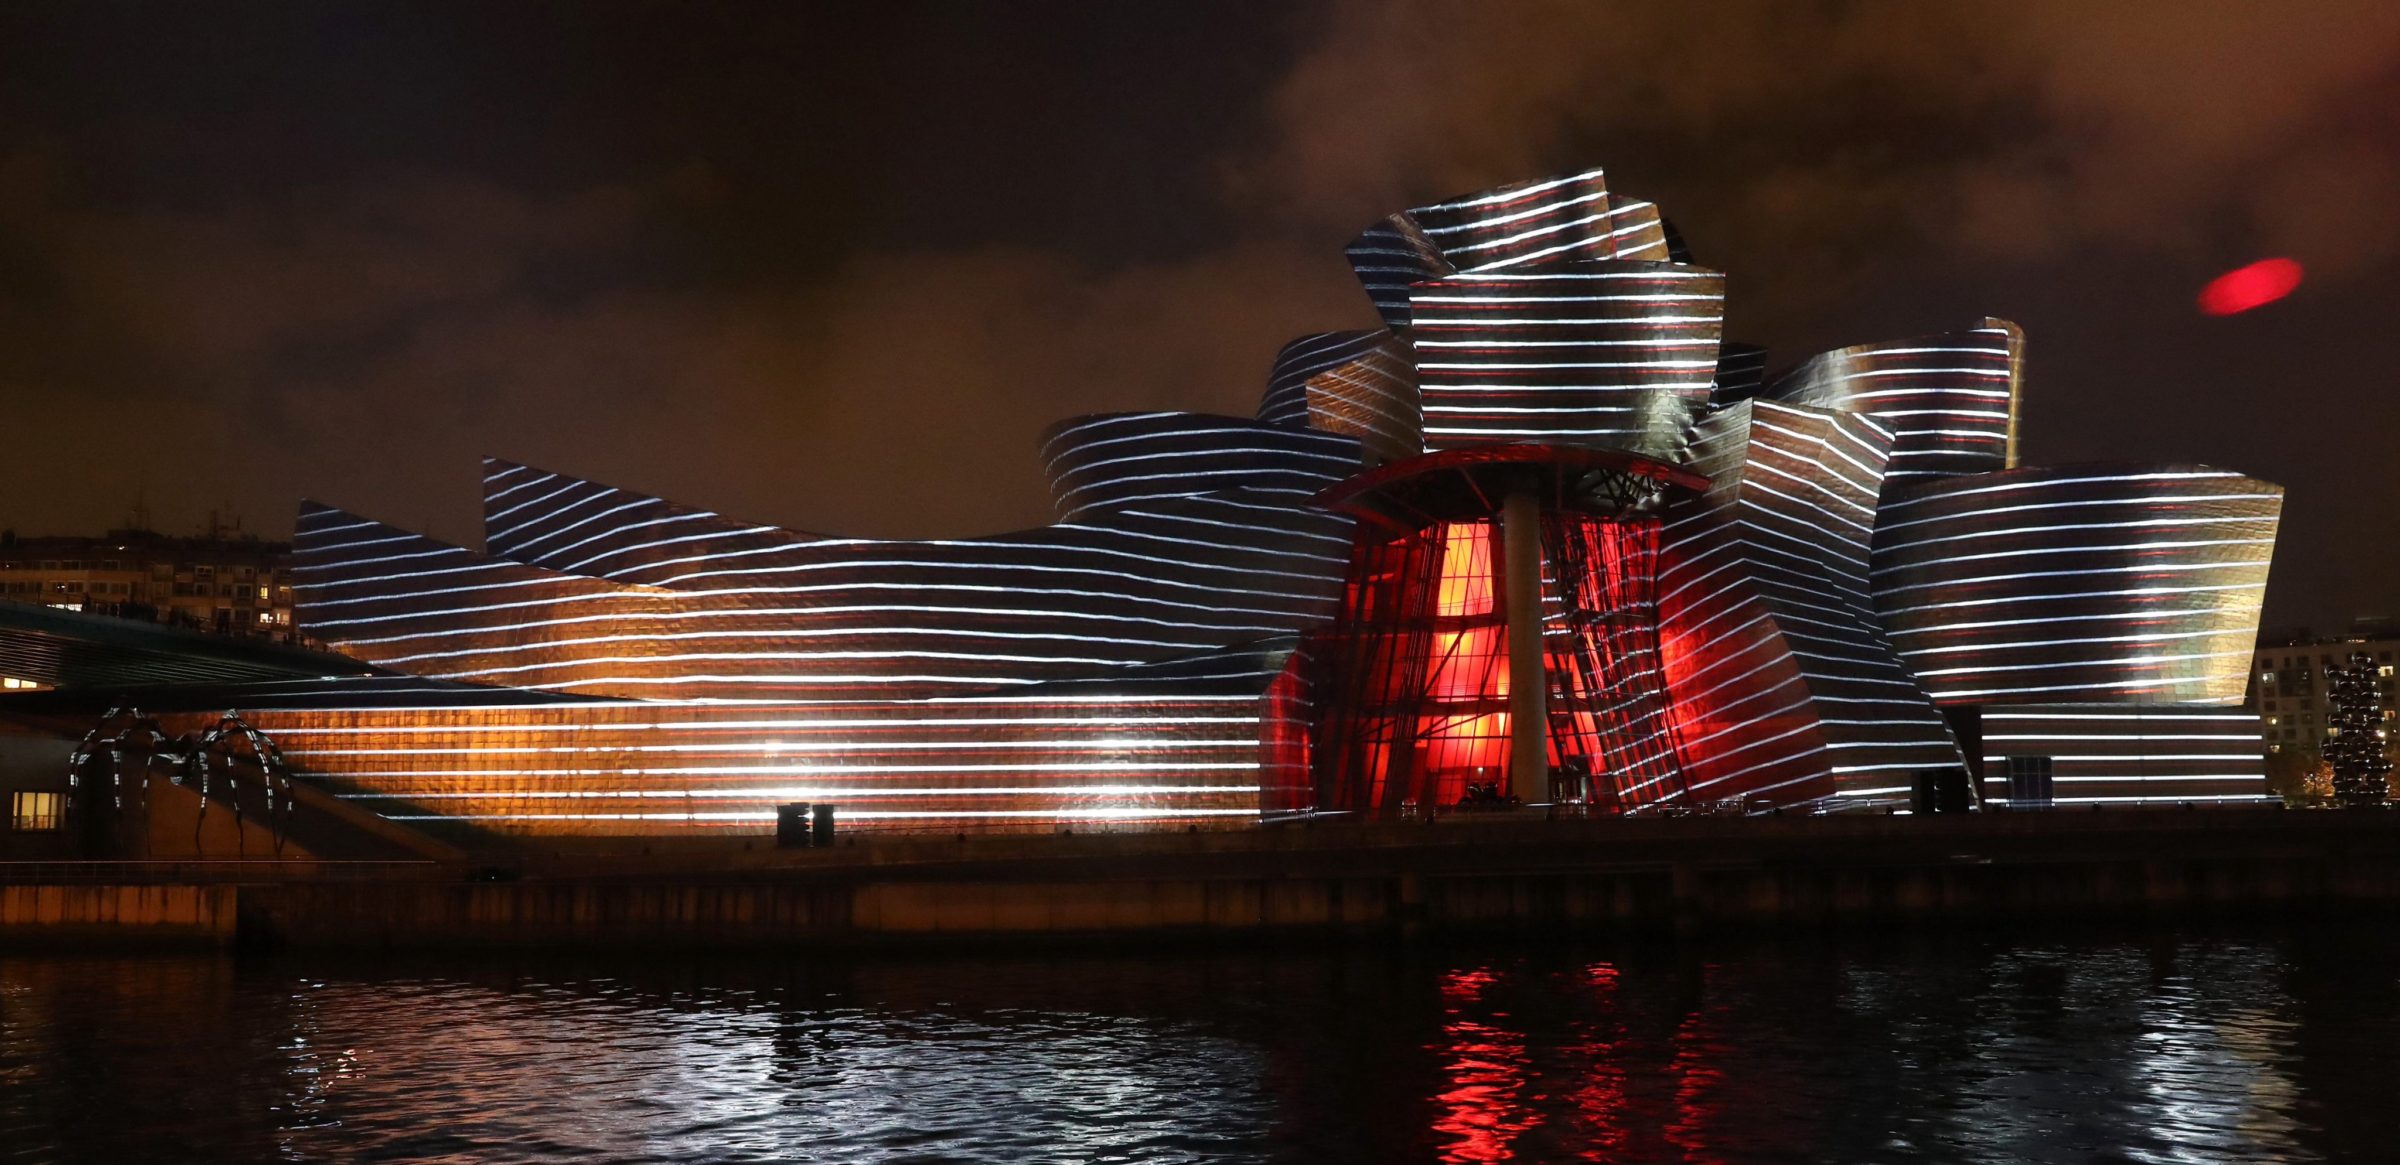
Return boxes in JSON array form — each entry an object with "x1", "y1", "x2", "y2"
[{"x1": 1307, "y1": 446, "x2": 1705, "y2": 818}]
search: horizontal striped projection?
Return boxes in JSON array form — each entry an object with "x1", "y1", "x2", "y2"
[
  {"x1": 1410, "y1": 262, "x2": 1725, "y2": 459},
  {"x1": 0, "y1": 673, "x2": 631, "y2": 715},
  {"x1": 1343, "y1": 167, "x2": 1671, "y2": 330},
  {"x1": 1257, "y1": 330, "x2": 1421, "y2": 464},
  {"x1": 1710, "y1": 342, "x2": 1769, "y2": 407},
  {"x1": 293, "y1": 502, "x2": 691, "y2": 694},
  {"x1": 287, "y1": 443, "x2": 1349, "y2": 835},
  {"x1": 1656, "y1": 400, "x2": 1965, "y2": 809},
  {"x1": 1258, "y1": 331, "x2": 1386, "y2": 427},
  {"x1": 1039, "y1": 412, "x2": 1364, "y2": 520},
  {"x1": 1765, "y1": 319, "x2": 2023, "y2": 484},
  {"x1": 1979, "y1": 706, "x2": 2271, "y2": 807},
  {"x1": 238, "y1": 161, "x2": 2297, "y2": 835},
  {"x1": 289, "y1": 455, "x2": 1359, "y2": 703},
  {"x1": 1870, "y1": 466, "x2": 2283, "y2": 705},
  {"x1": 225, "y1": 645, "x2": 1310, "y2": 837}
]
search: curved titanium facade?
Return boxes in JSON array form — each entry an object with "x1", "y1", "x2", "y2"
[
  {"x1": 235, "y1": 644, "x2": 1307, "y2": 836},
  {"x1": 1343, "y1": 167, "x2": 1672, "y2": 330},
  {"x1": 1655, "y1": 400, "x2": 1965, "y2": 808},
  {"x1": 1710, "y1": 341, "x2": 1769, "y2": 406},
  {"x1": 1255, "y1": 330, "x2": 1421, "y2": 464},
  {"x1": 271, "y1": 387, "x2": 1375, "y2": 834},
  {"x1": 1766, "y1": 319, "x2": 2024, "y2": 484},
  {"x1": 1411, "y1": 263, "x2": 1724, "y2": 458},
  {"x1": 1305, "y1": 349, "x2": 1421, "y2": 464},
  {"x1": 299, "y1": 456, "x2": 1357, "y2": 704},
  {"x1": 1259, "y1": 332, "x2": 1383, "y2": 423},
  {"x1": 1037, "y1": 412, "x2": 1363, "y2": 520},
  {"x1": 1870, "y1": 466, "x2": 2283, "y2": 706}
]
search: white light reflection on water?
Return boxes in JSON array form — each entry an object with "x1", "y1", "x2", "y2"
[
  {"x1": 271, "y1": 981, "x2": 1272, "y2": 1162},
  {"x1": 0, "y1": 929, "x2": 2393, "y2": 1164},
  {"x1": 2122, "y1": 956, "x2": 2307, "y2": 1165}
]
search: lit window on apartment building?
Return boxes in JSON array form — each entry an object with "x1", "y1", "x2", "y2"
[{"x1": 9, "y1": 791, "x2": 63, "y2": 832}]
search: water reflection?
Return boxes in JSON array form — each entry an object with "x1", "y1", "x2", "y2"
[
  {"x1": 1431, "y1": 966, "x2": 1538, "y2": 1161},
  {"x1": 1561, "y1": 963, "x2": 1631, "y2": 1160},
  {"x1": 0, "y1": 925, "x2": 2394, "y2": 1163}
]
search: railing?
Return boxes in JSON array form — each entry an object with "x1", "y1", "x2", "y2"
[{"x1": 0, "y1": 859, "x2": 445, "y2": 884}]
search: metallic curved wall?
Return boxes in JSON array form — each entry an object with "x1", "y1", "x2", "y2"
[
  {"x1": 284, "y1": 440, "x2": 1356, "y2": 837},
  {"x1": 237, "y1": 644, "x2": 1304, "y2": 837},
  {"x1": 1331, "y1": 166, "x2": 1726, "y2": 462},
  {"x1": 1403, "y1": 173, "x2": 1667, "y2": 275},
  {"x1": 1037, "y1": 412, "x2": 1363, "y2": 520},
  {"x1": 1710, "y1": 341, "x2": 1769, "y2": 406},
  {"x1": 1342, "y1": 218, "x2": 1448, "y2": 333},
  {"x1": 1255, "y1": 330, "x2": 1421, "y2": 464},
  {"x1": 1766, "y1": 319, "x2": 2024, "y2": 484},
  {"x1": 296, "y1": 455, "x2": 1356, "y2": 704},
  {"x1": 1411, "y1": 262, "x2": 1724, "y2": 459},
  {"x1": 1869, "y1": 466, "x2": 2283, "y2": 706},
  {"x1": 1258, "y1": 332, "x2": 1391, "y2": 425},
  {"x1": 1304, "y1": 349, "x2": 1420, "y2": 465},
  {"x1": 1342, "y1": 167, "x2": 1672, "y2": 330},
  {"x1": 1655, "y1": 400, "x2": 1965, "y2": 808}
]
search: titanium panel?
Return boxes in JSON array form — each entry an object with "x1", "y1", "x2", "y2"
[
  {"x1": 227, "y1": 643, "x2": 1307, "y2": 837},
  {"x1": 1410, "y1": 262, "x2": 1724, "y2": 458},
  {"x1": 1257, "y1": 330, "x2": 1420, "y2": 462},
  {"x1": 1655, "y1": 400, "x2": 1966, "y2": 808},
  {"x1": 295, "y1": 453, "x2": 1358, "y2": 704},
  {"x1": 1038, "y1": 412, "x2": 1364, "y2": 520},
  {"x1": 1978, "y1": 705, "x2": 2272, "y2": 806},
  {"x1": 1342, "y1": 167, "x2": 1672, "y2": 330},
  {"x1": 1765, "y1": 319, "x2": 2023, "y2": 484},
  {"x1": 1871, "y1": 466, "x2": 2283, "y2": 705}
]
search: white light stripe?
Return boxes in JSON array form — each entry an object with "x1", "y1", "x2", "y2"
[{"x1": 342, "y1": 784, "x2": 1262, "y2": 800}]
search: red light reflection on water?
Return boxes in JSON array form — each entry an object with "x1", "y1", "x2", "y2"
[
  {"x1": 1561, "y1": 963, "x2": 1630, "y2": 1160},
  {"x1": 1665, "y1": 977, "x2": 1729, "y2": 1165},
  {"x1": 1426, "y1": 961, "x2": 1735, "y2": 1162},
  {"x1": 1431, "y1": 967, "x2": 1542, "y2": 1162},
  {"x1": 2198, "y1": 259, "x2": 2303, "y2": 316}
]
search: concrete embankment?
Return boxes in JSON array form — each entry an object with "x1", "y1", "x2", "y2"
[{"x1": 7, "y1": 810, "x2": 2400, "y2": 949}]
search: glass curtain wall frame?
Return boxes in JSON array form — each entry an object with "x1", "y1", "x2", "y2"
[{"x1": 1309, "y1": 513, "x2": 1688, "y2": 817}]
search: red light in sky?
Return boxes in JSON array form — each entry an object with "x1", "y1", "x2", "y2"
[{"x1": 2198, "y1": 258, "x2": 2303, "y2": 316}]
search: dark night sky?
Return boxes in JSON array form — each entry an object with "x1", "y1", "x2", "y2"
[{"x1": 1, "y1": 1, "x2": 2395, "y2": 632}]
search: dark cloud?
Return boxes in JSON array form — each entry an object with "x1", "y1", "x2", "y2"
[{"x1": 0, "y1": 1, "x2": 2395, "y2": 629}]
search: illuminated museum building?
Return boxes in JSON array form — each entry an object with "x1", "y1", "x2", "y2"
[{"x1": 112, "y1": 167, "x2": 2285, "y2": 836}]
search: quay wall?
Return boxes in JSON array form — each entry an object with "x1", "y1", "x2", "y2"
[
  {"x1": 6, "y1": 812, "x2": 2399, "y2": 949},
  {"x1": 0, "y1": 883, "x2": 237, "y2": 946}
]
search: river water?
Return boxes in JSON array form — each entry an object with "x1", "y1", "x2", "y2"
[{"x1": 2, "y1": 923, "x2": 2393, "y2": 1163}]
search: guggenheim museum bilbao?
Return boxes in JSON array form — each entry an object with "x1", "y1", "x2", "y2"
[{"x1": 218, "y1": 166, "x2": 2280, "y2": 837}]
